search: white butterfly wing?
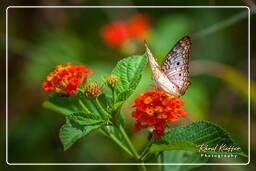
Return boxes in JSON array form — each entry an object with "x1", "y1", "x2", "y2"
[
  {"x1": 161, "y1": 36, "x2": 192, "y2": 95},
  {"x1": 144, "y1": 41, "x2": 182, "y2": 97}
]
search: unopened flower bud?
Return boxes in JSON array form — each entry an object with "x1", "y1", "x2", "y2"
[
  {"x1": 105, "y1": 75, "x2": 119, "y2": 89},
  {"x1": 84, "y1": 82, "x2": 102, "y2": 98}
]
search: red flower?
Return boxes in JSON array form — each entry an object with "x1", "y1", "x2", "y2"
[
  {"x1": 101, "y1": 14, "x2": 151, "y2": 48},
  {"x1": 131, "y1": 89, "x2": 187, "y2": 139},
  {"x1": 42, "y1": 63, "x2": 93, "y2": 95},
  {"x1": 101, "y1": 21, "x2": 129, "y2": 47},
  {"x1": 127, "y1": 14, "x2": 150, "y2": 39}
]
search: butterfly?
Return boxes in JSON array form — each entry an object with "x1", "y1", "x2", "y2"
[{"x1": 144, "y1": 36, "x2": 192, "y2": 97}]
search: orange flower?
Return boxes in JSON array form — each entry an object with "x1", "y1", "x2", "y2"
[
  {"x1": 42, "y1": 63, "x2": 93, "y2": 95},
  {"x1": 145, "y1": 107, "x2": 154, "y2": 116},
  {"x1": 131, "y1": 89, "x2": 187, "y2": 139},
  {"x1": 144, "y1": 96, "x2": 152, "y2": 104}
]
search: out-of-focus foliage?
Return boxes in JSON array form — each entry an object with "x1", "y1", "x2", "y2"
[{"x1": 151, "y1": 15, "x2": 190, "y2": 58}]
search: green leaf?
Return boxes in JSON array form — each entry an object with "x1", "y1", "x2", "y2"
[
  {"x1": 163, "y1": 150, "x2": 207, "y2": 170},
  {"x1": 112, "y1": 54, "x2": 148, "y2": 102},
  {"x1": 79, "y1": 97, "x2": 102, "y2": 117},
  {"x1": 149, "y1": 121, "x2": 246, "y2": 158},
  {"x1": 67, "y1": 112, "x2": 105, "y2": 126},
  {"x1": 60, "y1": 113, "x2": 105, "y2": 150},
  {"x1": 116, "y1": 89, "x2": 134, "y2": 103},
  {"x1": 43, "y1": 94, "x2": 109, "y2": 118},
  {"x1": 42, "y1": 94, "x2": 83, "y2": 115}
]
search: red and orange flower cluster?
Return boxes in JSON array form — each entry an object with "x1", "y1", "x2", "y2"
[
  {"x1": 101, "y1": 14, "x2": 150, "y2": 47},
  {"x1": 132, "y1": 89, "x2": 187, "y2": 139},
  {"x1": 42, "y1": 63, "x2": 93, "y2": 95}
]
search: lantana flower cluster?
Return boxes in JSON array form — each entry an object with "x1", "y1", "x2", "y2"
[
  {"x1": 101, "y1": 14, "x2": 150, "y2": 47},
  {"x1": 84, "y1": 82, "x2": 102, "y2": 98},
  {"x1": 42, "y1": 63, "x2": 93, "y2": 95},
  {"x1": 132, "y1": 89, "x2": 186, "y2": 139}
]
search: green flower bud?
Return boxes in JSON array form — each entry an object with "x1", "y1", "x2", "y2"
[{"x1": 105, "y1": 75, "x2": 119, "y2": 89}]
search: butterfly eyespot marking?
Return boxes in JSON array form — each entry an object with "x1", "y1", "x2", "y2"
[{"x1": 145, "y1": 36, "x2": 191, "y2": 96}]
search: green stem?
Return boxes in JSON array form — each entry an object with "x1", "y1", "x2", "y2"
[
  {"x1": 112, "y1": 89, "x2": 116, "y2": 104},
  {"x1": 118, "y1": 124, "x2": 140, "y2": 159},
  {"x1": 77, "y1": 98, "x2": 90, "y2": 113},
  {"x1": 95, "y1": 97, "x2": 110, "y2": 119},
  {"x1": 140, "y1": 163, "x2": 147, "y2": 171},
  {"x1": 139, "y1": 137, "x2": 153, "y2": 161},
  {"x1": 118, "y1": 125, "x2": 147, "y2": 171},
  {"x1": 77, "y1": 96, "x2": 144, "y2": 168},
  {"x1": 99, "y1": 127, "x2": 133, "y2": 157},
  {"x1": 160, "y1": 152, "x2": 164, "y2": 171}
]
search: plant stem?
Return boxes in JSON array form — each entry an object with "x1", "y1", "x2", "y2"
[
  {"x1": 95, "y1": 97, "x2": 110, "y2": 119},
  {"x1": 112, "y1": 89, "x2": 116, "y2": 104},
  {"x1": 139, "y1": 137, "x2": 153, "y2": 161},
  {"x1": 160, "y1": 152, "x2": 164, "y2": 171},
  {"x1": 139, "y1": 163, "x2": 147, "y2": 171},
  {"x1": 118, "y1": 125, "x2": 147, "y2": 171},
  {"x1": 118, "y1": 124, "x2": 140, "y2": 160},
  {"x1": 77, "y1": 98, "x2": 90, "y2": 113},
  {"x1": 99, "y1": 127, "x2": 133, "y2": 157}
]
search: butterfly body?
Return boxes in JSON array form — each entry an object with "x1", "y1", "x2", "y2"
[{"x1": 144, "y1": 36, "x2": 192, "y2": 97}]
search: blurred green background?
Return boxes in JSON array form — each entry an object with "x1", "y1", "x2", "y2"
[{"x1": 1, "y1": 0, "x2": 255, "y2": 170}]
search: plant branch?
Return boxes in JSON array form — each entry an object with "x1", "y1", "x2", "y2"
[
  {"x1": 77, "y1": 98, "x2": 90, "y2": 113},
  {"x1": 118, "y1": 124, "x2": 140, "y2": 160},
  {"x1": 99, "y1": 127, "x2": 133, "y2": 157},
  {"x1": 112, "y1": 89, "x2": 116, "y2": 104},
  {"x1": 95, "y1": 97, "x2": 110, "y2": 119},
  {"x1": 118, "y1": 124, "x2": 147, "y2": 171},
  {"x1": 139, "y1": 136, "x2": 153, "y2": 161},
  {"x1": 160, "y1": 152, "x2": 164, "y2": 171}
]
